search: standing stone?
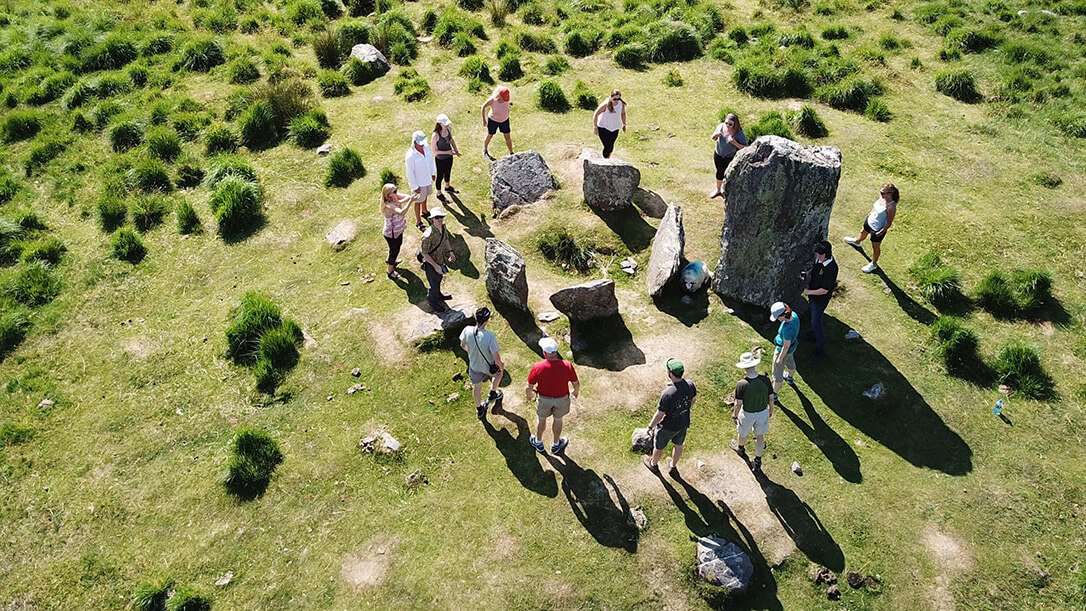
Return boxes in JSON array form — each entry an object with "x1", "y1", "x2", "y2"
[
  {"x1": 348, "y1": 44, "x2": 391, "y2": 79},
  {"x1": 695, "y1": 535, "x2": 754, "y2": 595},
  {"x1": 711, "y1": 136, "x2": 842, "y2": 309},
  {"x1": 583, "y1": 155, "x2": 641, "y2": 211},
  {"x1": 484, "y1": 238, "x2": 529, "y2": 310},
  {"x1": 326, "y1": 220, "x2": 358, "y2": 251},
  {"x1": 489, "y1": 151, "x2": 558, "y2": 210},
  {"x1": 549, "y1": 279, "x2": 618, "y2": 321},
  {"x1": 646, "y1": 204, "x2": 684, "y2": 297}
]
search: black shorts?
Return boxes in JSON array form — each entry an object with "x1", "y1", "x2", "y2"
[
  {"x1": 713, "y1": 152, "x2": 735, "y2": 181},
  {"x1": 863, "y1": 220, "x2": 887, "y2": 243},
  {"x1": 487, "y1": 118, "x2": 510, "y2": 135}
]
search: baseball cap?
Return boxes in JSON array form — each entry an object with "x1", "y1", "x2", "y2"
[
  {"x1": 412, "y1": 130, "x2": 427, "y2": 144},
  {"x1": 428, "y1": 206, "x2": 447, "y2": 218},
  {"x1": 436, "y1": 113, "x2": 451, "y2": 126},
  {"x1": 475, "y1": 307, "x2": 491, "y2": 323},
  {"x1": 497, "y1": 86, "x2": 510, "y2": 101},
  {"x1": 539, "y1": 337, "x2": 559, "y2": 354},
  {"x1": 666, "y1": 358, "x2": 684, "y2": 377},
  {"x1": 769, "y1": 301, "x2": 788, "y2": 322}
]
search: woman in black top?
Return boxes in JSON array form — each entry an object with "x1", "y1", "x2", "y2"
[{"x1": 431, "y1": 113, "x2": 461, "y2": 203}]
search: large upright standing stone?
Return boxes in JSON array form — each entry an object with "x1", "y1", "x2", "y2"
[
  {"x1": 484, "y1": 238, "x2": 529, "y2": 310},
  {"x1": 583, "y1": 155, "x2": 641, "y2": 212},
  {"x1": 489, "y1": 151, "x2": 558, "y2": 210},
  {"x1": 646, "y1": 204, "x2": 684, "y2": 297},
  {"x1": 712, "y1": 136, "x2": 842, "y2": 308}
]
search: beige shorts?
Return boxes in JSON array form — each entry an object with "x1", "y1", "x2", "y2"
[
  {"x1": 737, "y1": 409, "x2": 770, "y2": 437},
  {"x1": 536, "y1": 394, "x2": 571, "y2": 419},
  {"x1": 772, "y1": 351, "x2": 796, "y2": 383},
  {"x1": 412, "y1": 184, "x2": 433, "y2": 203}
]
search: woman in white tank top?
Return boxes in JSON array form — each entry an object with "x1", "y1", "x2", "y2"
[
  {"x1": 592, "y1": 89, "x2": 627, "y2": 158},
  {"x1": 843, "y1": 183, "x2": 900, "y2": 273}
]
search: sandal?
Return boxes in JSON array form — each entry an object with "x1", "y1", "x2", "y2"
[
  {"x1": 387, "y1": 271, "x2": 402, "y2": 280},
  {"x1": 642, "y1": 456, "x2": 660, "y2": 473},
  {"x1": 445, "y1": 186, "x2": 458, "y2": 194}
]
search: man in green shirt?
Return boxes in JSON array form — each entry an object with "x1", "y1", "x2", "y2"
[{"x1": 730, "y1": 351, "x2": 775, "y2": 473}]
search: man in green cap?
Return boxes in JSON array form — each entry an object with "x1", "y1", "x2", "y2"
[{"x1": 643, "y1": 357, "x2": 697, "y2": 475}]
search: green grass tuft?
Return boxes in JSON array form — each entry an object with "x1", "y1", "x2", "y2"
[
  {"x1": 537, "y1": 80, "x2": 570, "y2": 113},
  {"x1": 145, "y1": 127, "x2": 182, "y2": 162},
  {"x1": 909, "y1": 252, "x2": 963, "y2": 306},
  {"x1": 210, "y1": 176, "x2": 264, "y2": 239},
  {"x1": 974, "y1": 270, "x2": 1016, "y2": 316},
  {"x1": 131, "y1": 576, "x2": 173, "y2": 611},
  {"x1": 110, "y1": 227, "x2": 146, "y2": 263},
  {"x1": 204, "y1": 123, "x2": 238, "y2": 156},
  {"x1": 747, "y1": 111, "x2": 794, "y2": 140},
  {"x1": 929, "y1": 316, "x2": 979, "y2": 375},
  {"x1": 317, "y1": 70, "x2": 351, "y2": 97},
  {"x1": 787, "y1": 105, "x2": 828, "y2": 137},
  {"x1": 325, "y1": 147, "x2": 366, "y2": 188},
  {"x1": 992, "y1": 340, "x2": 1052, "y2": 400},
  {"x1": 287, "y1": 110, "x2": 331, "y2": 149},
  {"x1": 0, "y1": 111, "x2": 42, "y2": 143},
  {"x1": 225, "y1": 427, "x2": 284, "y2": 497},
  {"x1": 108, "y1": 120, "x2": 143, "y2": 152},
  {"x1": 225, "y1": 291, "x2": 283, "y2": 362},
  {"x1": 131, "y1": 195, "x2": 171, "y2": 232},
  {"x1": 392, "y1": 69, "x2": 430, "y2": 102},
  {"x1": 2, "y1": 262, "x2": 61, "y2": 307},
  {"x1": 572, "y1": 81, "x2": 597, "y2": 111},
  {"x1": 0, "y1": 310, "x2": 31, "y2": 360},
  {"x1": 175, "y1": 200, "x2": 202, "y2": 235},
  {"x1": 935, "y1": 69, "x2": 981, "y2": 102}
]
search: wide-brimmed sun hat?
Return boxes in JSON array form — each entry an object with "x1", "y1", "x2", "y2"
[
  {"x1": 735, "y1": 352, "x2": 761, "y2": 369},
  {"x1": 428, "y1": 206, "x2": 447, "y2": 218}
]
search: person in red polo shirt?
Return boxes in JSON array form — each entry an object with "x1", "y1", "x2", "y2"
[{"x1": 524, "y1": 337, "x2": 580, "y2": 454}]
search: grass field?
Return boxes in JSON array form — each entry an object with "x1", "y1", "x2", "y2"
[{"x1": 1, "y1": 0, "x2": 1085, "y2": 609}]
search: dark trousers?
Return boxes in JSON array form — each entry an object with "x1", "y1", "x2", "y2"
[
  {"x1": 384, "y1": 233, "x2": 403, "y2": 265},
  {"x1": 809, "y1": 299, "x2": 827, "y2": 353},
  {"x1": 598, "y1": 128, "x2": 619, "y2": 158},
  {"x1": 435, "y1": 155, "x2": 453, "y2": 190},
  {"x1": 424, "y1": 261, "x2": 445, "y2": 311}
]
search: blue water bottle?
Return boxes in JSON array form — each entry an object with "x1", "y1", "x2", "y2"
[{"x1": 993, "y1": 398, "x2": 1004, "y2": 416}]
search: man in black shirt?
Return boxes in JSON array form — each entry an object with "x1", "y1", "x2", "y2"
[
  {"x1": 643, "y1": 358, "x2": 697, "y2": 476},
  {"x1": 803, "y1": 240, "x2": 838, "y2": 364}
]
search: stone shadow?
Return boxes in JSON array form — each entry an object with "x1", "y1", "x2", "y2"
[
  {"x1": 778, "y1": 389, "x2": 862, "y2": 484},
  {"x1": 493, "y1": 301, "x2": 546, "y2": 357},
  {"x1": 731, "y1": 302, "x2": 973, "y2": 476},
  {"x1": 445, "y1": 193, "x2": 494, "y2": 239},
  {"x1": 483, "y1": 406, "x2": 558, "y2": 498},
  {"x1": 632, "y1": 188, "x2": 668, "y2": 219},
  {"x1": 569, "y1": 314, "x2": 645, "y2": 371},
  {"x1": 588, "y1": 204, "x2": 656, "y2": 254},
  {"x1": 447, "y1": 233, "x2": 479, "y2": 279},
  {"x1": 545, "y1": 453, "x2": 638, "y2": 552},
  {"x1": 755, "y1": 471, "x2": 845, "y2": 572},
  {"x1": 391, "y1": 268, "x2": 428, "y2": 306},
  {"x1": 653, "y1": 274, "x2": 710, "y2": 327}
]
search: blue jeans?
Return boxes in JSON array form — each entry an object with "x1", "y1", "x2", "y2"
[{"x1": 809, "y1": 299, "x2": 827, "y2": 353}]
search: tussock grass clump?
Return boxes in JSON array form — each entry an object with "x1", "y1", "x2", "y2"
[
  {"x1": 0, "y1": 172, "x2": 18, "y2": 203},
  {"x1": 452, "y1": 32, "x2": 477, "y2": 57},
  {"x1": 338, "y1": 20, "x2": 372, "y2": 49},
  {"x1": 433, "y1": 8, "x2": 486, "y2": 48},
  {"x1": 80, "y1": 34, "x2": 138, "y2": 73},
  {"x1": 992, "y1": 341, "x2": 1052, "y2": 400},
  {"x1": 287, "y1": 110, "x2": 331, "y2": 148},
  {"x1": 647, "y1": 21, "x2": 702, "y2": 62},
  {"x1": 497, "y1": 54, "x2": 522, "y2": 81},
  {"x1": 777, "y1": 28, "x2": 816, "y2": 49},
  {"x1": 372, "y1": 14, "x2": 418, "y2": 63},
  {"x1": 815, "y1": 77, "x2": 882, "y2": 111},
  {"x1": 287, "y1": 0, "x2": 328, "y2": 25},
  {"x1": 325, "y1": 147, "x2": 366, "y2": 187},
  {"x1": 459, "y1": 56, "x2": 493, "y2": 83},
  {"x1": 975, "y1": 270, "x2": 1016, "y2": 315},
  {"x1": 821, "y1": 25, "x2": 849, "y2": 39},
  {"x1": 543, "y1": 56, "x2": 570, "y2": 75},
  {"x1": 24, "y1": 137, "x2": 68, "y2": 176},
  {"x1": 0, "y1": 421, "x2": 33, "y2": 447},
  {"x1": 485, "y1": 0, "x2": 512, "y2": 27},
  {"x1": 145, "y1": 127, "x2": 182, "y2": 162},
  {"x1": 392, "y1": 68, "x2": 430, "y2": 101},
  {"x1": 747, "y1": 111, "x2": 794, "y2": 140},
  {"x1": 225, "y1": 427, "x2": 284, "y2": 496},
  {"x1": 935, "y1": 69, "x2": 981, "y2": 102},
  {"x1": 1028, "y1": 172, "x2": 1061, "y2": 188},
  {"x1": 313, "y1": 29, "x2": 343, "y2": 69},
  {"x1": 25, "y1": 71, "x2": 76, "y2": 106},
  {"x1": 108, "y1": 121, "x2": 143, "y2": 152},
  {"x1": 97, "y1": 195, "x2": 127, "y2": 231},
  {"x1": 177, "y1": 37, "x2": 225, "y2": 72},
  {"x1": 534, "y1": 223, "x2": 616, "y2": 274},
  {"x1": 162, "y1": 585, "x2": 211, "y2": 611},
  {"x1": 663, "y1": 70, "x2": 684, "y2": 87},
  {"x1": 227, "y1": 57, "x2": 260, "y2": 84},
  {"x1": 514, "y1": 29, "x2": 557, "y2": 54},
  {"x1": 342, "y1": 57, "x2": 385, "y2": 86},
  {"x1": 572, "y1": 81, "x2": 597, "y2": 110},
  {"x1": 565, "y1": 28, "x2": 603, "y2": 58},
  {"x1": 131, "y1": 576, "x2": 174, "y2": 611},
  {"x1": 864, "y1": 98, "x2": 892, "y2": 122},
  {"x1": 226, "y1": 291, "x2": 282, "y2": 362},
  {"x1": 1054, "y1": 115, "x2": 1086, "y2": 139},
  {"x1": 175, "y1": 200, "x2": 202, "y2": 234},
  {"x1": 238, "y1": 100, "x2": 278, "y2": 150},
  {"x1": 204, "y1": 123, "x2": 238, "y2": 155},
  {"x1": 520, "y1": 1, "x2": 550, "y2": 25},
  {"x1": 2, "y1": 262, "x2": 60, "y2": 307},
  {"x1": 909, "y1": 252, "x2": 962, "y2": 305},
  {"x1": 130, "y1": 195, "x2": 170, "y2": 232},
  {"x1": 0, "y1": 310, "x2": 31, "y2": 360},
  {"x1": 210, "y1": 176, "x2": 264, "y2": 239},
  {"x1": 0, "y1": 112, "x2": 42, "y2": 143},
  {"x1": 259, "y1": 321, "x2": 303, "y2": 370},
  {"x1": 733, "y1": 61, "x2": 810, "y2": 98},
  {"x1": 787, "y1": 105, "x2": 828, "y2": 137},
  {"x1": 317, "y1": 70, "x2": 350, "y2": 97},
  {"x1": 615, "y1": 43, "x2": 648, "y2": 69},
  {"x1": 205, "y1": 154, "x2": 257, "y2": 187},
  {"x1": 537, "y1": 80, "x2": 570, "y2": 113},
  {"x1": 126, "y1": 157, "x2": 173, "y2": 193},
  {"x1": 930, "y1": 316, "x2": 979, "y2": 374},
  {"x1": 379, "y1": 168, "x2": 398, "y2": 186},
  {"x1": 111, "y1": 227, "x2": 146, "y2": 263},
  {"x1": 944, "y1": 27, "x2": 1001, "y2": 54},
  {"x1": 20, "y1": 238, "x2": 66, "y2": 266},
  {"x1": 1009, "y1": 268, "x2": 1053, "y2": 313}
]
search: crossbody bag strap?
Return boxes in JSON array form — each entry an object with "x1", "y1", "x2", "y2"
[{"x1": 473, "y1": 328, "x2": 493, "y2": 369}]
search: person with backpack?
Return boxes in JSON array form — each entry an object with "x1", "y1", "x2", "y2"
[
  {"x1": 730, "y1": 351, "x2": 775, "y2": 474},
  {"x1": 418, "y1": 207, "x2": 455, "y2": 313},
  {"x1": 643, "y1": 358, "x2": 697, "y2": 476},
  {"x1": 459, "y1": 307, "x2": 504, "y2": 420},
  {"x1": 525, "y1": 337, "x2": 580, "y2": 454},
  {"x1": 431, "y1": 114, "x2": 461, "y2": 203}
]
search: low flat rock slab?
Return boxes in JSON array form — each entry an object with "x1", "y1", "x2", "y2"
[
  {"x1": 489, "y1": 151, "x2": 558, "y2": 210},
  {"x1": 326, "y1": 220, "x2": 358, "y2": 251},
  {"x1": 695, "y1": 535, "x2": 754, "y2": 594},
  {"x1": 402, "y1": 302, "x2": 476, "y2": 347},
  {"x1": 583, "y1": 156, "x2": 641, "y2": 212}
]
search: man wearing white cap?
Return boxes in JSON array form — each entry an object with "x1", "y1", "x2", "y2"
[
  {"x1": 769, "y1": 301, "x2": 799, "y2": 395},
  {"x1": 524, "y1": 337, "x2": 580, "y2": 454},
  {"x1": 404, "y1": 130, "x2": 436, "y2": 232},
  {"x1": 431, "y1": 114, "x2": 461, "y2": 203},
  {"x1": 419, "y1": 207, "x2": 455, "y2": 313},
  {"x1": 730, "y1": 351, "x2": 775, "y2": 473}
]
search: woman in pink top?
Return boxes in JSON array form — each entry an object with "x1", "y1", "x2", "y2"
[
  {"x1": 481, "y1": 86, "x2": 513, "y2": 161},
  {"x1": 381, "y1": 183, "x2": 412, "y2": 280}
]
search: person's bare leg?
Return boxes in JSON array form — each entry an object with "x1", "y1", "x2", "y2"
[
  {"x1": 856, "y1": 229, "x2": 869, "y2": 243},
  {"x1": 754, "y1": 435, "x2": 766, "y2": 457},
  {"x1": 503, "y1": 133, "x2": 513, "y2": 155},
  {"x1": 483, "y1": 133, "x2": 494, "y2": 155},
  {"x1": 737, "y1": 433, "x2": 748, "y2": 450},
  {"x1": 535, "y1": 416, "x2": 547, "y2": 440},
  {"x1": 871, "y1": 242, "x2": 882, "y2": 265},
  {"x1": 472, "y1": 382, "x2": 483, "y2": 407},
  {"x1": 489, "y1": 373, "x2": 501, "y2": 398},
  {"x1": 551, "y1": 417, "x2": 563, "y2": 444},
  {"x1": 413, "y1": 201, "x2": 422, "y2": 225},
  {"x1": 669, "y1": 443, "x2": 684, "y2": 470},
  {"x1": 648, "y1": 447, "x2": 663, "y2": 467}
]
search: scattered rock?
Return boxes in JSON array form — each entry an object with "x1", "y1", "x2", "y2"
[
  {"x1": 215, "y1": 572, "x2": 234, "y2": 587},
  {"x1": 484, "y1": 238, "x2": 529, "y2": 311},
  {"x1": 405, "y1": 469, "x2": 427, "y2": 487},
  {"x1": 317, "y1": 143, "x2": 333, "y2": 156},
  {"x1": 630, "y1": 506, "x2": 649, "y2": 531},
  {"x1": 632, "y1": 188, "x2": 668, "y2": 218},
  {"x1": 446, "y1": 392, "x2": 460, "y2": 403},
  {"x1": 326, "y1": 220, "x2": 358, "y2": 251},
  {"x1": 854, "y1": 439, "x2": 867, "y2": 447},
  {"x1": 631, "y1": 427, "x2": 654, "y2": 454},
  {"x1": 583, "y1": 155, "x2": 641, "y2": 211},
  {"x1": 549, "y1": 279, "x2": 619, "y2": 322},
  {"x1": 723, "y1": 392, "x2": 736, "y2": 406},
  {"x1": 351, "y1": 368, "x2": 361, "y2": 377},
  {"x1": 495, "y1": 203, "x2": 522, "y2": 220},
  {"x1": 360, "y1": 431, "x2": 403, "y2": 457},
  {"x1": 405, "y1": 302, "x2": 475, "y2": 347},
  {"x1": 347, "y1": 384, "x2": 366, "y2": 394},
  {"x1": 489, "y1": 151, "x2": 558, "y2": 210},
  {"x1": 302, "y1": 329, "x2": 318, "y2": 350},
  {"x1": 361, "y1": 273, "x2": 375, "y2": 283},
  {"x1": 791, "y1": 461, "x2": 803, "y2": 476},
  {"x1": 538, "y1": 311, "x2": 561, "y2": 323},
  {"x1": 646, "y1": 204, "x2": 684, "y2": 297},
  {"x1": 694, "y1": 536, "x2": 754, "y2": 595},
  {"x1": 339, "y1": 281, "x2": 350, "y2": 286},
  {"x1": 348, "y1": 43, "x2": 391, "y2": 80},
  {"x1": 620, "y1": 256, "x2": 638, "y2": 276},
  {"x1": 712, "y1": 136, "x2": 842, "y2": 309},
  {"x1": 811, "y1": 566, "x2": 838, "y2": 585},
  {"x1": 844, "y1": 329, "x2": 861, "y2": 341},
  {"x1": 862, "y1": 383, "x2": 884, "y2": 400},
  {"x1": 864, "y1": 575, "x2": 881, "y2": 591},
  {"x1": 846, "y1": 571, "x2": 865, "y2": 589},
  {"x1": 327, "y1": 395, "x2": 334, "y2": 401},
  {"x1": 37, "y1": 398, "x2": 54, "y2": 409},
  {"x1": 826, "y1": 585, "x2": 841, "y2": 600}
]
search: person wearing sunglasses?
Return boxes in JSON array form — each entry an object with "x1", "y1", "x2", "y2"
[
  {"x1": 379, "y1": 183, "x2": 412, "y2": 280},
  {"x1": 709, "y1": 113, "x2": 747, "y2": 198},
  {"x1": 592, "y1": 89, "x2": 627, "y2": 159},
  {"x1": 844, "y1": 183, "x2": 900, "y2": 273}
]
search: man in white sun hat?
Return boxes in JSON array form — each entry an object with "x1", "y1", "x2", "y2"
[
  {"x1": 404, "y1": 129, "x2": 436, "y2": 232},
  {"x1": 730, "y1": 351, "x2": 775, "y2": 474},
  {"x1": 524, "y1": 336, "x2": 580, "y2": 454}
]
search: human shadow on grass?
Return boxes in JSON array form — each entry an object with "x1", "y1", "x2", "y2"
[
  {"x1": 483, "y1": 406, "x2": 558, "y2": 498},
  {"x1": 755, "y1": 471, "x2": 845, "y2": 572},
  {"x1": 873, "y1": 268, "x2": 937, "y2": 327},
  {"x1": 391, "y1": 268, "x2": 428, "y2": 305},
  {"x1": 653, "y1": 275, "x2": 710, "y2": 327},
  {"x1": 569, "y1": 314, "x2": 645, "y2": 371},
  {"x1": 494, "y1": 301, "x2": 546, "y2": 357},
  {"x1": 652, "y1": 471, "x2": 781, "y2": 610},
  {"x1": 544, "y1": 453, "x2": 638, "y2": 552},
  {"x1": 447, "y1": 233, "x2": 480, "y2": 279},
  {"x1": 588, "y1": 204, "x2": 656, "y2": 254},
  {"x1": 731, "y1": 302, "x2": 973, "y2": 476},
  {"x1": 445, "y1": 193, "x2": 494, "y2": 239},
  {"x1": 779, "y1": 389, "x2": 862, "y2": 484}
]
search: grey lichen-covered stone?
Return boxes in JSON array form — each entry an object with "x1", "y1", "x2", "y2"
[
  {"x1": 695, "y1": 536, "x2": 754, "y2": 595},
  {"x1": 583, "y1": 155, "x2": 641, "y2": 211},
  {"x1": 348, "y1": 44, "x2": 390, "y2": 78},
  {"x1": 484, "y1": 238, "x2": 529, "y2": 310},
  {"x1": 489, "y1": 151, "x2": 558, "y2": 210},
  {"x1": 646, "y1": 204, "x2": 684, "y2": 297},
  {"x1": 326, "y1": 220, "x2": 358, "y2": 251},
  {"x1": 549, "y1": 279, "x2": 618, "y2": 321},
  {"x1": 712, "y1": 136, "x2": 842, "y2": 309},
  {"x1": 631, "y1": 427, "x2": 654, "y2": 454},
  {"x1": 405, "y1": 302, "x2": 475, "y2": 347}
]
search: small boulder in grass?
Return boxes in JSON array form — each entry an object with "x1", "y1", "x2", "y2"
[
  {"x1": 317, "y1": 143, "x2": 333, "y2": 155},
  {"x1": 827, "y1": 585, "x2": 841, "y2": 600},
  {"x1": 846, "y1": 571, "x2": 865, "y2": 589},
  {"x1": 360, "y1": 430, "x2": 402, "y2": 456},
  {"x1": 631, "y1": 427, "x2": 655, "y2": 454},
  {"x1": 405, "y1": 469, "x2": 427, "y2": 487}
]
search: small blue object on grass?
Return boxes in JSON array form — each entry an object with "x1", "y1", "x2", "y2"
[{"x1": 993, "y1": 398, "x2": 1004, "y2": 416}]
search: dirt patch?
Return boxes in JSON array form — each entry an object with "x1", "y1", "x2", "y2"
[
  {"x1": 122, "y1": 335, "x2": 155, "y2": 360},
  {"x1": 341, "y1": 536, "x2": 398, "y2": 591},
  {"x1": 922, "y1": 526, "x2": 974, "y2": 610}
]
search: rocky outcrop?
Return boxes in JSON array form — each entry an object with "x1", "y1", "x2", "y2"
[
  {"x1": 484, "y1": 238, "x2": 529, "y2": 310},
  {"x1": 489, "y1": 151, "x2": 558, "y2": 210},
  {"x1": 348, "y1": 44, "x2": 390, "y2": 80},
  {"x1": 712, "y1": 136, "x2": 842, "y2": 308},
  {"x1": 695, "y1": 536, "x2": 754, "y2": 595},
  {"x1": 405, "y1": 302, "x2": 475, "y2": 347},
  {"x1": 583, "y1": 154, "x2": 640, "y2": 211},
  {"x1": 326, "y1": 220, "x2": 358, "y2": 251},
  {"x1": 646, "y1": 204, "x2": 684, "y2": 297},
  {"x1": 549, "y1": 279, "x2": 618, "y2": 321}
]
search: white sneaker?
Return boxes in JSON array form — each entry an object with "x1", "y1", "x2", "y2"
[
  {"x1": 843, "y1": 236, "x2": 859, "y2": 245},
  {"x1": 862, "y1": 262, "x2": 879, "y2": 273}
]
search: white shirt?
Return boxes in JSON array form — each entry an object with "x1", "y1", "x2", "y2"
[
  {"x1": 866, "y1": 198, "x2": 890, "y2": 232},
  {"x1": 596, "y1": 100, "x2": 624, "y2": 131},
  {"x1": 404, "y1": 144, "x2": 435, "y2": 190}
]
